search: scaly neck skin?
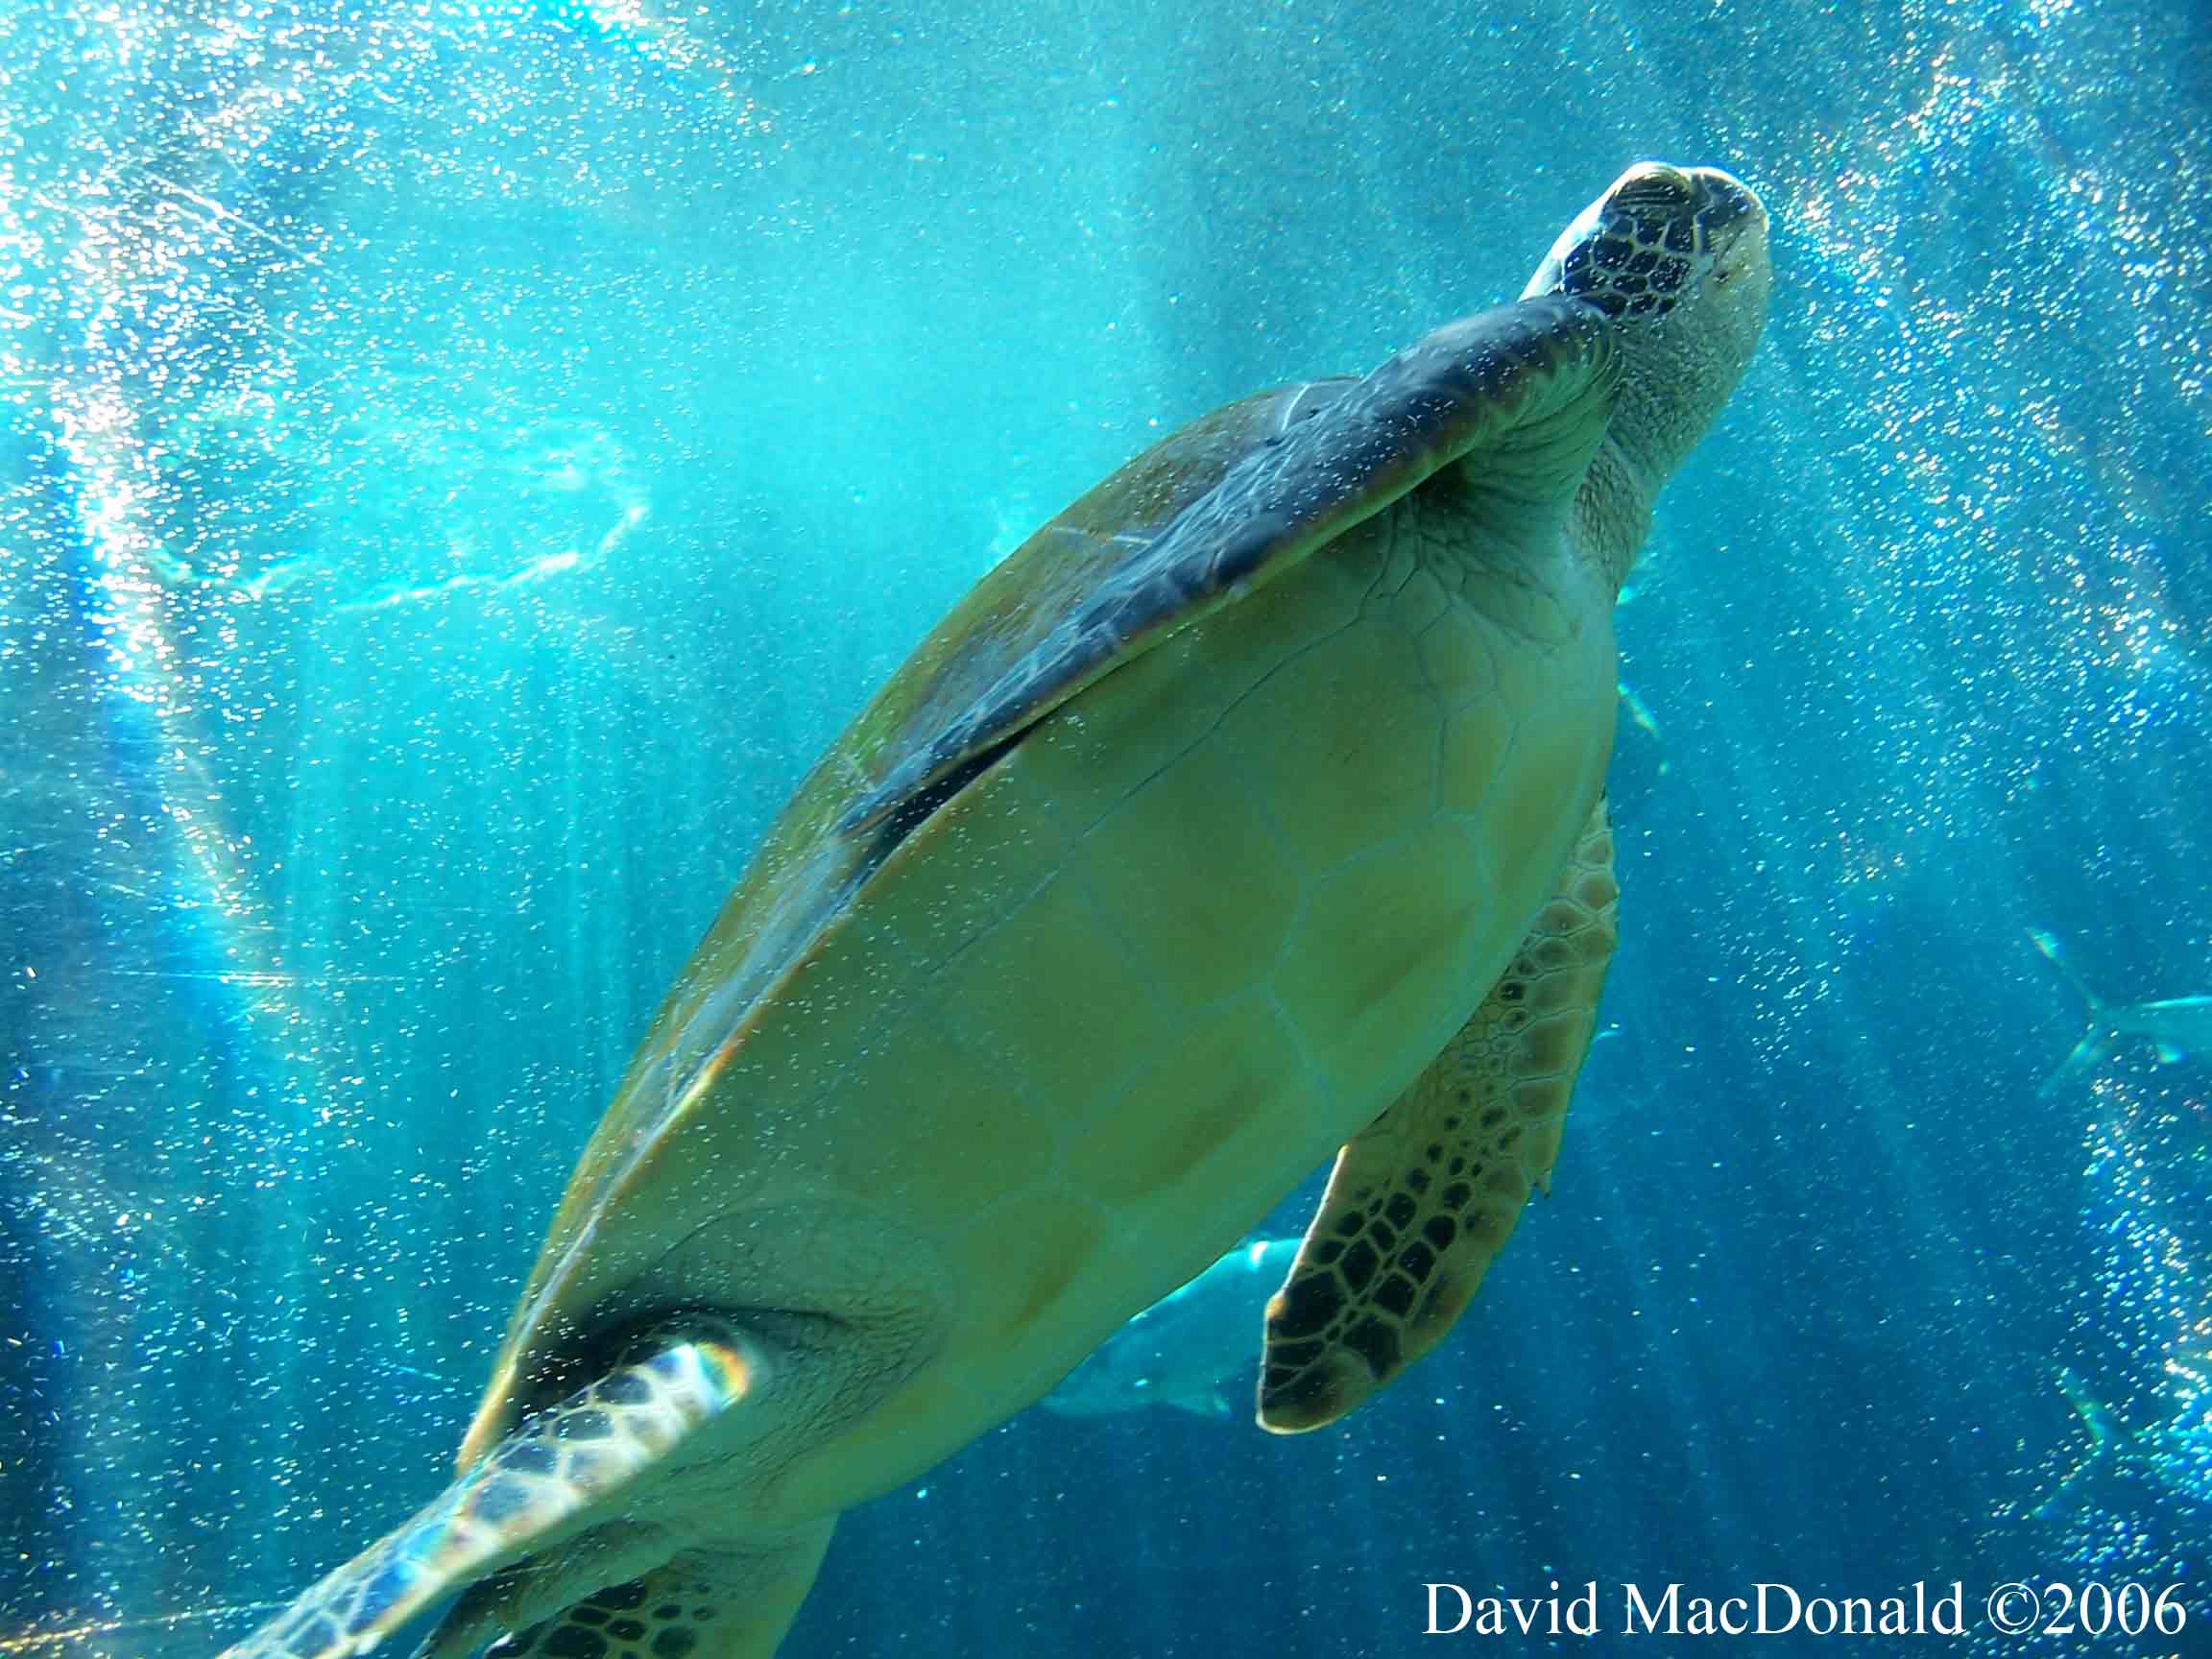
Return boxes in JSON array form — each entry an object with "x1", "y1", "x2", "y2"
[{"x1": 1573, "y1": 434, "x2": 1658, "y2": 598}]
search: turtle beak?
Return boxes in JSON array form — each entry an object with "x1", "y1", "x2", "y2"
[
  {"x1": 1689, "y1": 167, "x2": 1763, "y2": 230},
  {"x1": 1685, "y1": 166, "x2": 1767, "y2": 252},
  {"x1": 1686, "y1": 167, "x2": 1769, "y2": 300}
]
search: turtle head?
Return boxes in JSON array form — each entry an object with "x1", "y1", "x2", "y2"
[{"x1": 1522, "y1": 160, "x2": 1770, "y2": 494}]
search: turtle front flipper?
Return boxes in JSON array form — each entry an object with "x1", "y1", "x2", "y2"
[
  {"x1": 429, "y1": 1523, "x2": 834, "y2": 1659},
  {"x1": 1258, "y1": 801, "x2": 1620, "y2": 1433},
  {"x1": 220, "y1": 1326, "x2": 763, "y2": 1659},
  {"x1": 840, "y1": 294, "x2": 1620, "y2": 839}
]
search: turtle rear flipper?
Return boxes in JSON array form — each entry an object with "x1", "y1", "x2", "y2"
[
  {"x1": 221, "y1": 1327, "x2": 763, "y2": 1659},
  {"x1": 432, "y1": 1524, "x2": 834, "y2": 1659},
  {"x1": 1259, "y1": 801, "x2": 1620, "y2": 1432}
]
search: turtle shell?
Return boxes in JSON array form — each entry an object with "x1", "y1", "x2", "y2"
[{"x1": 457, "y1": 295, "x2": 1617, "y2": 1469}]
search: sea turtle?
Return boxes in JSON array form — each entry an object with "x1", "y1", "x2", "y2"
[{"x1": 225, "y1": 158, "x2": 1770, "y2": 1659}]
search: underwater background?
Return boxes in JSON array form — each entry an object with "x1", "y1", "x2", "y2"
[{"x1": 2, "y1": 0, "x2": 2208, "y2": 1653}]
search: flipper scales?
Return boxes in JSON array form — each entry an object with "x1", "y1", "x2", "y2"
[
  {"x1": 220, "y1": 1329, "x2": 759, "y2": 1659},
  {"x1": 1259, "y1": 801, "x2": 1619, "y2": 1431}
]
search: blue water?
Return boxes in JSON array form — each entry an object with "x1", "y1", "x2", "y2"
[{"x1": 2, "y1": 0, "x2": 2208, "y2": 1654}]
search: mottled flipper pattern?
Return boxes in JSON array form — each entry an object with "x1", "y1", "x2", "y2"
[
  {"x1": 1259, "y1": 801, "x2": 1620, "y2": 1432},
  {"x1": 220, "y1": 1328, "x2": 758, "y2": 1659},
  {"x1": 474, "y1": 1524, "x2": 833, "y2": 1659}
]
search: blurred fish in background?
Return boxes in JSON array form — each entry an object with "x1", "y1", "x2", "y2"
[{"x1": 1043, "y1": 1239, "x2": 1301, "y2": 1422}]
